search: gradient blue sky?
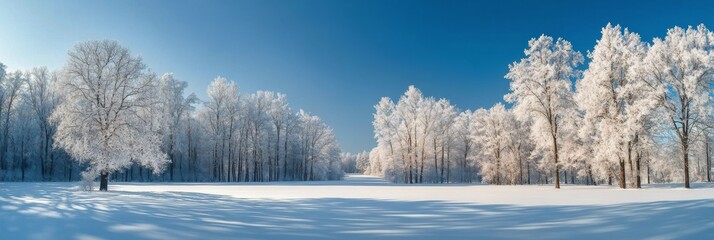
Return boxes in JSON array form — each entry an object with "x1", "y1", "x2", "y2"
[{"x1": 1, "y1": 0, "x2": 714, "y2": 152}]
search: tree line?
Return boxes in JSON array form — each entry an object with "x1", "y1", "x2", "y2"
[
  {"x1": 366, "y1": 23, "x2": 714, "y2": 188},
  {"x1": 0, "y1": 40, "x2": 343, "y2": 188}
]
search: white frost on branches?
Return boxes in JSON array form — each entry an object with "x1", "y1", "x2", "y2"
[{"x1": 51, "y1": 40, "x2": 168, "y2": 178}]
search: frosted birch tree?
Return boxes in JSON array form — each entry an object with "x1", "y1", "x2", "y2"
[
  {"x1": 26, "y1": 67, "x2": 60, "y2": 180},
  {"x1": 472, "y1": 104, "x2": 511, "y2": 185},
  {"x1": 452, "y1": 110, "x2": 476, "y2": 182},
  {"x1": 505, "y1": 115, "x2": 534, "y2": 184},
  {"x1": 395, "y1": 86, "x2": 422, "y2": 183},
  {"x1": 158, "y1": 73, "x2": 197, "y2": 181},
  {"x1": 432, "y1": 99, "x2": 456, "y2": 183},
  {"x1": 1, "y1": 71, "x2": 24, "y2": 171},
  {"x1": 505, "y1": 35, "x2": 583, "y2": 188},
  {"x1": 296, "y1": 109, "x2": 342, "y2": 180},
  {"x1": 202, "y1": 76, "x2": 240, "y2": 181},
  {"x1": 267, "y1": 92, "x2": 289, "y2": 181},
  {"x1": 642, "y1": 25, "x2": 714, "y2": 188},
  {"x1": 574, "y1": 24, "x2": 657, "y2": 188},
  {"x1": 372, "y1": 97, "x2": 399, "y2": 180}
]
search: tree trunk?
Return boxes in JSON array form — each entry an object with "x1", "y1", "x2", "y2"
[
  {"x1": 433, "y1": 139, "x2": 438, "y2": 183},
  {"x1": 677, "y1": 116, "x2": 690, "y2": 188},
  {"x1": 496, "y1": 154, "x2": 501, "y2": 185},
  {"x1": 100, "y1": 172, "x2": 109, "y2": 191},
  {"x1": 446, "y1": 144, "x2": 450, "y2": 183},
  {"x1": 527, "y1": 161, "x2": 531, "y2": 184},
  {"x1": 169, "y1": 133, "x2": 175, "y2": 181},
  {"x1": 635, "y1": 153, "x2": 641, "y2": 188},
  {"x1": 706, "y1": 138, "x2": 711, "y2": 182},
  {"x1": 619, "y1": 159, "x2": 626, "y2": 189},
  {"x1": 42, "y1": 135, "x2": 49, "y2": 180},
  {"x1": 518, "y1": 151, "x2": 523, "y2": 185},
  {"x1": 647, "y1": 161, "x2": 651, "y2": 184},
  {"x1": 275, "y1": 127, "x2": 280, "y2": 181},
  {"x1": 283, "y1": 127, "x2": 289, "y2": 180},
  {"x1": 552, "y1": 133, "x2": 560, "y2": 189},
  {"x1": 684, "y1": 145, "x2": 690, "y2": 188},
  {"x1": 419, "y1": 146, "x2": 425, "y2": 183},
  {"x1": 564, "y1": 170, "x2": 567, "y2": 185},
  {"x1": 48, "y1": 135, "x2": 55, "y2": 181},
  {"x1": 439, "y1": 144, "x2": 445, "y2": 183}
]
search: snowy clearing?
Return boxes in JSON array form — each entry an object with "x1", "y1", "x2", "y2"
[{"x1": 1, "y1": 174, "x2": 713, "y2": 240}]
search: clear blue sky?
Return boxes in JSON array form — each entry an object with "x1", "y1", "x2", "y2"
[{"x1": 1, "y1": 0, "x2": 713, "y2": 153}]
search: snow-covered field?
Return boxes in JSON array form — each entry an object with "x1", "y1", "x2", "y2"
[{"x1": 1, "y1": 174, "x2": 713, "y2": 240}]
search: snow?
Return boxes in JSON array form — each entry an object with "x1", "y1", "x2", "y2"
[{"x1": 1, "y1": 174, "x2": 713, "y2": 239}]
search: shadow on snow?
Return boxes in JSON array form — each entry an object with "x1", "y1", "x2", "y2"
[{"x1": 0, "y1": 183, "x2": 713, "y2": 239}]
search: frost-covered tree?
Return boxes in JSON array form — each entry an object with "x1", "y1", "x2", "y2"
[
  {"x1": 245, "y1": 91, "x2": 272, "y2": 181},
  {"x1": 341, "y1": 151, "x2": 369, "y2": 173},
  {"x1": 642, "y1": 25, "x2": 714, "y2": 188},
  {"x1": 267, "y1": 92, "x2": 289, "y2": 181},
  {"x1": 574, "y1": 24, "x2": 657, "y2": 188},
  {"x1": 432, "y1": 99, "x2": 456, "y2": 183},
  {"x1": 470, "y1": 103, "x2": 533, "y2": 185},
  {"x1": 505, "y1": 35, "x2": 583, "y2": 188},
  {"x1": 296, "y1": 109, "x2": 342, "y2": 180},
  {"x1": 201, "y1": 76, "x2": 240, "y2": 181},
  {"x1": 1, "y1": 70, "x2": 24, "y2": 170},
  {"x1": 13, "y1": 99, "x2": 36, "y2": 181},
  {"x1": 52, "y1": 40, "x2": 168, "y2": 191},
  {"x1": 452, "y1": 110, "x2": 477, "y2": 183},
  {"x1": 372, "y1": 86, "x2": 429, "y2": 183},
  {"x1": 341, "y1": 152, "x2": 357, "y2": 173},
  {"x1": 505, "y1": 114, "x2": 535, "y2": 184},
  {"x1": 372, "y1": 97, "x2": 399, "y2": 180},
  {"x1": 26, "y1": 67, "x2": 60, "y2": 180},
  {"x1": 395, "y1": 86, "x2": 422, "y2": 183},
  {"x1": 471, "y1": 104, "x2": 511, "y2": 184},
  {"x1": 354, "y1": 151, "x2": 370, "y2": 173},
  {"x1": 157, "y1": 73, "x2": 197, "y2": 181}
]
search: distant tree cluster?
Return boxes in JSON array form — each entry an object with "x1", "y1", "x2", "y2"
[
  {"x1": 0, "y1": 40, "x2": 343, "y2": 190},
  {"x1": 341, "y1": 151, "x2": 369, "y2": 174},
  {"x1": 367, "y1": 24, "x2": 714, "y2": 188}
]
